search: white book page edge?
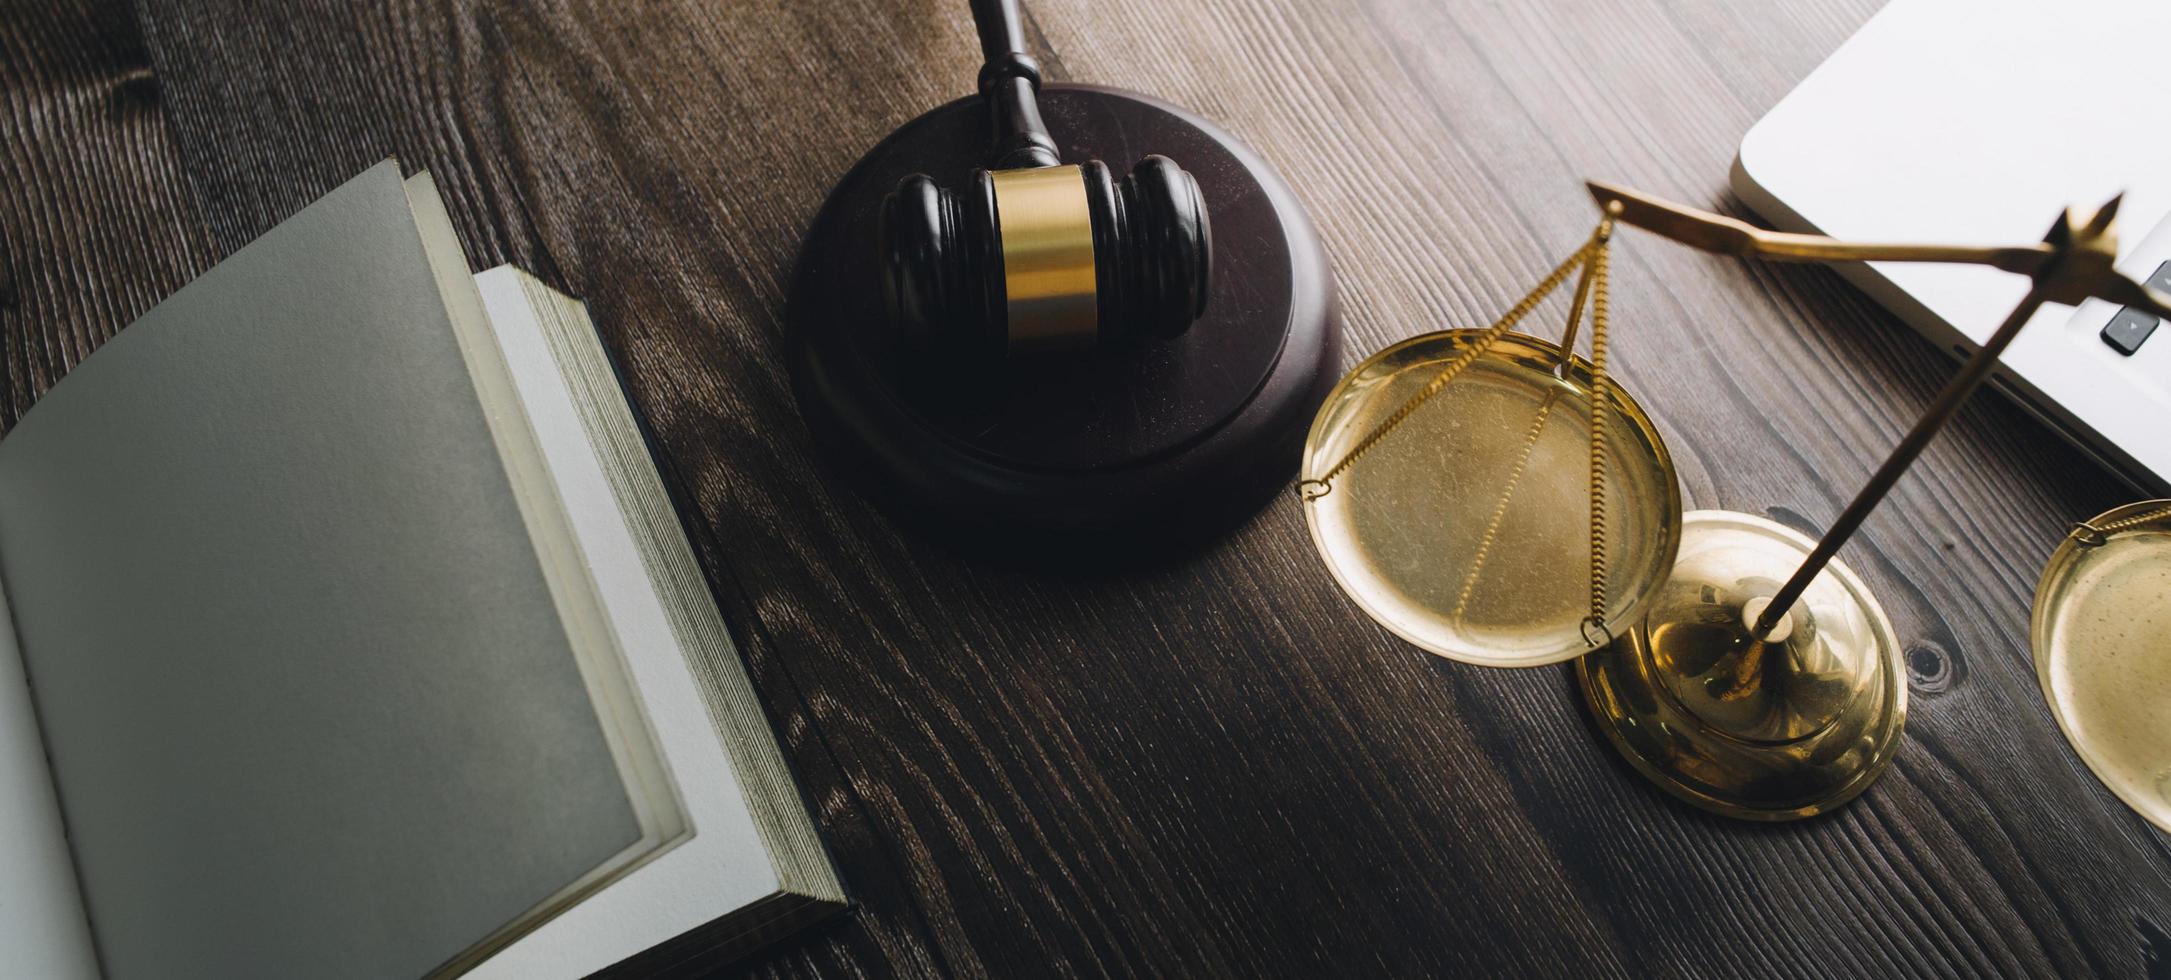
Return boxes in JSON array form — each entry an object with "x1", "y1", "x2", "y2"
[{"x1": 468, "y1": 268, "x2": 780, "y2": 979}]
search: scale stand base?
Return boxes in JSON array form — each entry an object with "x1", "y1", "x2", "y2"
[{"x1": 1576, "y1": 510, "x2": 1908, "y2": 820}]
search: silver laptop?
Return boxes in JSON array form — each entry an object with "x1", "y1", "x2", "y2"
[{"x1": 1734, "y1": 0, "x2": 2171, "y2": 492}]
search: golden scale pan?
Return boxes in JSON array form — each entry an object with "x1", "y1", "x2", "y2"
[
  {"x1": 1300, "y1": 208, "x2": 1679, "y2": 668},
  {"x1": 2032, "y1": 500, "x2": 2171, "y2": 832},
  {"x1": 1304, "y1": 180, "x2": 2171, "y2": 822}
]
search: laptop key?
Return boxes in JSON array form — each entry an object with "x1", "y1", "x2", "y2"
[
  {"x1": 2103, "y1": 307, "x2": 2158, "y2": 356},
  {"x1": 2149, "y1": 260, "x2": 2171, "y2": 294}
]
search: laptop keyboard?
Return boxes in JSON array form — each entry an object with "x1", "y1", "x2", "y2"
[{"x1": 2101, "y1": 260, "x2": 2171, "y2": 356}]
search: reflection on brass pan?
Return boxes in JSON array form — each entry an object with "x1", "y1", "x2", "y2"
[
  {"x1": 2032, "y1": 499, "x2": 2171, "y2": 832},
  {"x1": 1301, "y1": 329, "x2": 1681, "y2": 667},
  {"x1": 1576, "y1": 511, "x2": 1904, "y2": 820},
  {"x1": 1301, "y1": 212, "x2": 1680, "y2": 668}
]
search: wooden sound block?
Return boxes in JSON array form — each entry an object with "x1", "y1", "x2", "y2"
[{"x1": 790, "y1": 84, "x2": 1338, "y2": 556}]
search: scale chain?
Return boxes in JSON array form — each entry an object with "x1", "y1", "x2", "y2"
[
  {"x1": 2075, "y1": 502, "x2": 2171, "y2": 546},
  {"x1": 1583, "y1": 226, "x2": 1614, "y2": 640}
]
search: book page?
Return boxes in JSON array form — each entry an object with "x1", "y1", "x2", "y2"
[
  {"x1": 0, "y1": 582, "x2": 99, "y2": 980},
  {"x1": 0, "y1": 162, "x2": 660, "y2": 980}
]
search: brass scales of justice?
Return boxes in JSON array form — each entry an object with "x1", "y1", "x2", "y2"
[{"x1": 1299, "y1": 179, "x2": 2171, "y2": 821}]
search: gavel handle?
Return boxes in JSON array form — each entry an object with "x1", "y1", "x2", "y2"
[{"x1": 970, "y1": 0, "x2": 1061, "y2": 169}]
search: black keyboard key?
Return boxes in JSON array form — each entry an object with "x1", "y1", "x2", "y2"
[
  {"x1": 2103, "y1": 307, "x2": 2158, "y2": 356},
  {"x1": 2150, "y1": 260, "x2": 2171, "y2": 294}
]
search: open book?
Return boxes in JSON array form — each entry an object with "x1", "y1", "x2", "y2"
[{"x1": 0, "y1": 162, "x2": 843, "y2": 978}]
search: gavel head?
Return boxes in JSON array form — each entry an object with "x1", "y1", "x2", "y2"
[{"x1": 880, "y1": 154, "x2": 1211, "y2": 360}]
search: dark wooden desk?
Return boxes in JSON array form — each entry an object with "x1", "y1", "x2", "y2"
[{"x1": 6, "y1": 0, "x2": 2169, "y2": 975}]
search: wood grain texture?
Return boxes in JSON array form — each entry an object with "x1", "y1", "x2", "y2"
[
  {"x1": 6, "y1": 0, "x2": 2170, "y2": 975},
  {"x1": 0, "y1": 0, "x2": 210, "y2": 424}
]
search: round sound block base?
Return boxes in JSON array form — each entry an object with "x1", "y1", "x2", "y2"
[{"x1": 789, "y1": 85, "x2": 1338, "y2": 555}]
